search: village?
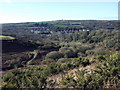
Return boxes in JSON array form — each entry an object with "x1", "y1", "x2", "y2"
[{"x1": 30, "y1": 27, "x2": 90, "y2": 34}]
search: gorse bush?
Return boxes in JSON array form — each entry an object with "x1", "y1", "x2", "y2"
[
  {"x1": 61, "y1": 52, "x2": 120, "y2": 89},
  {"x1": 46, "y1": 51, "x2": 64, "y2": 60},
  {"x1": 59, "y1": 47, "x2": 77, "y2": 58},
  {"x1": 2, "y1": 52, "x2": 119, "y2": 88},
  {"x1": 2, "y1": 67, "x2": 48, "y2": 88},
  {"x1": 64, "y1": 49, "x2": 77, "y2": 58},
  {"x1": 2, "y1": 56, "x2": 92, "y2": 88},
  {"x1": 57, "y1": 58, "x2": 71, "y2": 63}
]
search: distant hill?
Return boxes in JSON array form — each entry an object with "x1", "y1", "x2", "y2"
[{"x1": 2, "y1": 20, "x2": 119, "y2": 40}]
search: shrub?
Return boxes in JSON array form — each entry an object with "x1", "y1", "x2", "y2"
[
  {"x1": 81, "y1": 58, "x2": 91, "y2": 67},
  {"x1": 61, "y1": 74, "x2": 76, "y2": 88},
  {"x1": 77, "y1": 52, "x2": 86, "y2": 57},
  {"x1": 47, "y1": 63, "x2": 62, "y2": 74},
  {"x1": 94, "y1": 49, "x2": 110, "y2": 55},
  {"x1": 59, "y1": 47, "x2": 70, "y2": 53},
  {"x1": 86, "y1": 50, "x2": 94, "y2": 55},
  {"x1": 64, "y1": 50, "x2": 77, "y2": 58},
  {"x1": 76, "y1": 46, "x2": 92, "y2": 53},
  {"x1": 46, "y1": 51, "x2": 64, "y2": 60},
  {"x1": 59, "y1": 47, "x2": 77, "y2": 58},
  {"x1": 2, "y1": 68, "x2": 48, "y2": 88},
  {"x1": 41, "y1": 59, "x2": 55, "y2": 65},
  {"x1": 57, "y1": 58, "x2": 70, "y2": 63}
]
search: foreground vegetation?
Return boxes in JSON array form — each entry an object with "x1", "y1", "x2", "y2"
[{"x1": 1, "y1": 52, "x2": 120, "y2": 88}]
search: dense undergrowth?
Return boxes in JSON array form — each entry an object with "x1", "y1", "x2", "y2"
[{"x1": 1, "y1": 52, "x2": 120, "y2": 89}]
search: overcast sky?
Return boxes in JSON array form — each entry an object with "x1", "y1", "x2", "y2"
[{"x1": 0, "y1": 0, "x2": 119, "y2": 23}]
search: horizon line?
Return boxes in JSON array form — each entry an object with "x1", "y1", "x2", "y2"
[{"x1": 1, "y1": 19, "x2": 118, "y2": 24}]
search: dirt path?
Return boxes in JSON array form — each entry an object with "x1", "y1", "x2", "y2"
[{"x1": 27, "y1": 50, "x2": 38, "y2": 65}]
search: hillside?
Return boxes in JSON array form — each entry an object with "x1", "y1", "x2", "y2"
[
  {"x1": 1, "y1": 35, "x2": 60, "y2": 71},
  {"x1": 2, "y1": 39, "x2": 37, "y2": 53},
  {"x1": 1, "y1": 20, "x2": 120, "y2": 89}
]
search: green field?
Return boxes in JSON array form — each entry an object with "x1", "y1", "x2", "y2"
[{"x1": 0, "y1": 35, "x2": 15, "y2": 40}]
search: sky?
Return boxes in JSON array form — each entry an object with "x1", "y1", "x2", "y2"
[{"x1": 0, "y1": 0, "x2": 119, "y2": 23}]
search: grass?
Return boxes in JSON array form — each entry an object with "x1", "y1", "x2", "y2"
[
  {"x1": 54, "y1": 24, "x2": 84, "y2": 28},
  {"x1": 0, "y1": 35, "x2": 15, "y2": 40}
]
